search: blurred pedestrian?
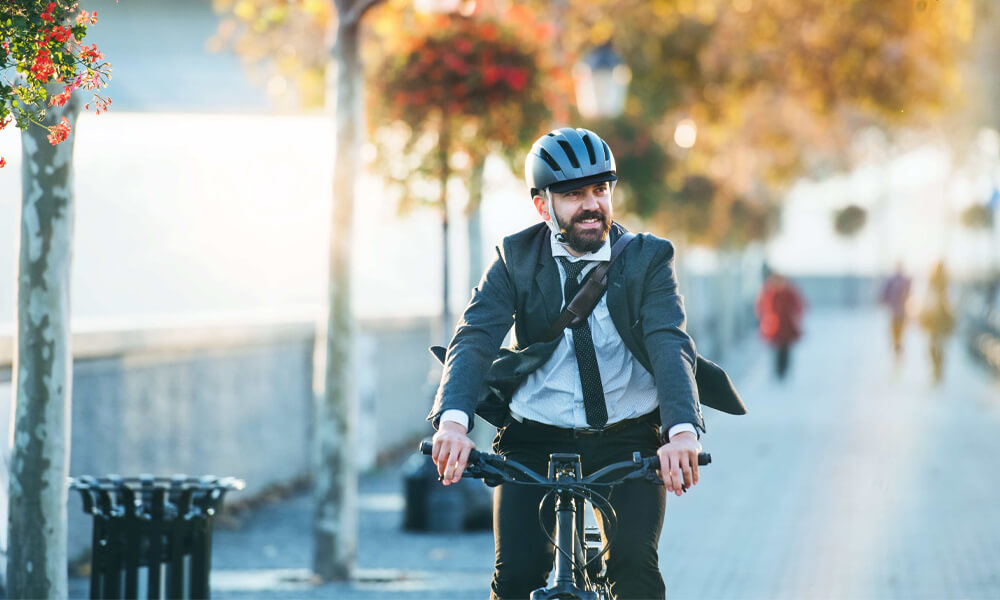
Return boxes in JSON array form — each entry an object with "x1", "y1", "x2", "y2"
[
  {"x1": 755, "y1": 273, "x2": 806, "y2": 380},
  {"x1": 918, "y1": 261, "x2": 955, "y2": 384},
  {"x1": 880, "y1": 262, "x2": 912, "y2": 358}
]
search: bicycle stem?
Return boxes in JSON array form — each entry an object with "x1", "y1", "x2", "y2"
[{"x1": 553, "y1": 490, "x2": 578, "y2": 589}]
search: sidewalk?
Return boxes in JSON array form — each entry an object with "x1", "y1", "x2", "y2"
[{"x1": 68, "y1": 308, "x2": 1000, "y2": 599}]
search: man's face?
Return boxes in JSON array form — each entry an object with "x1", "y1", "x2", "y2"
[{"x1": 534, "y1": 181, "x2": 613, "y2": 255}]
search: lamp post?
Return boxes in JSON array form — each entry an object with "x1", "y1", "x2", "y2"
[
  {"x1": 573, "y1": 42, "x2": 631, "y2": 119},
  {"x1": 413, "y1": 0, "x2": 462, "y2": 344}
]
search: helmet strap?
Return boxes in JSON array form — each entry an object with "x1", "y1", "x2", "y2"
[
  {"x1": 543, "y1": 188, "x2": 566, "y2": 242},
  {"x1": 544, "y1": 182, "x2": 616, "y2": 244}
]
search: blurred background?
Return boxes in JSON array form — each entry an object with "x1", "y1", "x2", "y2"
[{"x1": 2, "y1": 0, "x2": 1000, "y2": 597}]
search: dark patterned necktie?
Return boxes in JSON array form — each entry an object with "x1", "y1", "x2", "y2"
[{"x1": 559, "y1": 257, "x2": 608, "y2": 428}]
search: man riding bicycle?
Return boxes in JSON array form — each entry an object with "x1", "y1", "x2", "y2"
[{"x1": 429, "y1": 128, "x2": 716, "y2": 599}]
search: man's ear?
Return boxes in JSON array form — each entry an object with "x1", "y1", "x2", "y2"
[{"x1": 533, "y1": 195, "x2": 550, "y2": 221}]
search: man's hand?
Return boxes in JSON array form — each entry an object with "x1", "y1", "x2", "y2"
[
  {"x1": 431, "y1": 421, "x2": 475, "y2": 486},
  {"x1": 657, "y1": 431, "x2": 702, "y2": 497}
]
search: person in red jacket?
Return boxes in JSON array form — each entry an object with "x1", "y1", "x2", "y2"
[{"x1": 755, "y1": 273, "x2": 806, "y2": 379}]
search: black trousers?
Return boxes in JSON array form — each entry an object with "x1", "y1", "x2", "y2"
[
  {"x1": 775, "y1": 344, "x2": 791, "y2": 379},
  {"x1": 489, "y1": 416, "x2": 667, "y2": 600}
]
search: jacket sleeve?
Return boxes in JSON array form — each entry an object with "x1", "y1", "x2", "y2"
[
  {"x1": 638, "y1": 240, "x2": 705, "y2": 436},
  {"x1": 427, "y1": 246, "x2": 516, "y2": 431}
]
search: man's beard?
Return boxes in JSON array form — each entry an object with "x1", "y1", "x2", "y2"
[{"x1": 559, "y1": 210, "x2": 611, "y2": 254}]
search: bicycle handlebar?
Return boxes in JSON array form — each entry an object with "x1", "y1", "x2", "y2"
[
  {"x1": 419, "y1": 438, "x2": 712, "y2": 588},
  {"x1": 418, "y1": 440, "x2": 710, "y2": 488}
]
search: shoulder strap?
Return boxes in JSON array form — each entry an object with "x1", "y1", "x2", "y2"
[{"x1": 538, "y1": 232, "x2": 636, "y2": 342}]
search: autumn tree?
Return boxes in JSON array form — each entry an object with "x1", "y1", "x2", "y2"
[
  {"x1": 526, "y1": 0, "x2": 973, "y2": 245},
  {"x1": 1, "y1": 1, "x2": 110, "y2": 596}
]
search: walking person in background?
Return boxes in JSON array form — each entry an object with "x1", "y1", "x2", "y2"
[
  {"x1": 755, "y1": 273, "x2": 806, "y2": 380},
  {"x1": 919, "y1": 260, "x2": 955, "y2": 384},
  {"x1": 880, "y1": 262, "x2": 912, "y2": 360}
]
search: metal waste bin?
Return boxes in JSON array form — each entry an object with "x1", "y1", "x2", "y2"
[
  {"x1": 402, "y1": 449, "x2": 492, "y2": 533},
  {"x1": 69, "y1": 475, "x2": 244, "y2": 600}
]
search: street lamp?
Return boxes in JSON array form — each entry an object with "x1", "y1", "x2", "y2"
[
  {"x1": 414, "y1": 0, "x2": 477, "y2": 16},
  {"x1": 674, "y1": 118, "x2": 697, "y2": 149},
  {"x1": 573, "y1": 43, "x2": 631, "y2": 119},
  {"x1": 414, "y1": 0, "x2": 461, "y2": 12}
]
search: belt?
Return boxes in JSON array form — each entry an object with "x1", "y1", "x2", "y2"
[{"x1": 513, "y1": 411, "x2": 659, "y2": 439}]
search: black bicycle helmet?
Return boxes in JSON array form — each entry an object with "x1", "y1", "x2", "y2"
[{"x1": 525, "y1": 127, "x2": 617, "y2": 195}]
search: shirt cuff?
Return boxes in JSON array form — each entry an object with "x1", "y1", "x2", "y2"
[
  {"x1": 667, "y1": 423, "x2": 697, "y2": 440},
  {"x1": 440, "y1": 409, "x2": 470, "y2": 431}
]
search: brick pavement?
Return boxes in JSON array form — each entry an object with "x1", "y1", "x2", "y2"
[{"x1": 68, "y1": 308, "x2": 1000, "y2": 599}]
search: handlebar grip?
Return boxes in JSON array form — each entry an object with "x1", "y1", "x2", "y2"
[
  {"x1": 418, "y1": 439, "x2": 482, "y2": 463},
  {"x1": 698, "y1": 452, "x2": 711, "y2": 466}
]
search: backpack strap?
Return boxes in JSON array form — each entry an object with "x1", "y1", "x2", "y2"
[{"x1": 538, "y1": 232, "x2": 636, "y2": 343}]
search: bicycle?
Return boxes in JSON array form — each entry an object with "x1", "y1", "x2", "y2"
[{"x1": 420, "y1": 440, "x2": 711, "y2": 600}]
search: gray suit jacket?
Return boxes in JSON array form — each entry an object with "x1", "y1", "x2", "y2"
[{"x1": 429, "y1": 222, "x2": 741, "y2": 436}]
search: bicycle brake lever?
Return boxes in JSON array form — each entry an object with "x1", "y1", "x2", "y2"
[{"x1": 463, "y1": 463, "x2": 504, "y2": 488}]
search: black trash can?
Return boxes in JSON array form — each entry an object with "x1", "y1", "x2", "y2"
[
  {"x1": 402, "y1": 449, "x2": 492, "y2": 533},
  {"x1": 69, "y1": 475, "x2": 244, "y2": 600}
]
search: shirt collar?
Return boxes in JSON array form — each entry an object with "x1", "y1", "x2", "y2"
[{"x1": 549, "y1": 230, "x2": 611, "y2": 262}]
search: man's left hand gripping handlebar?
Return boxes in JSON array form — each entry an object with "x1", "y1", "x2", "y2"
[{"x1": 657, "y1": 431, "x2": 702, "y2": 496}]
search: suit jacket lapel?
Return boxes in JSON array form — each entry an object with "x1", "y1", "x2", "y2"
[
  {"x1": 534, "y1": 248, "x2": 562, "y2": 328},
  {"x1": 605, "y1": 224, "x2": 634, "y2": 351}
]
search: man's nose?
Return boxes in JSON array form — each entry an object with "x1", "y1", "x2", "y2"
[{"x1": 581, "y1": 191, "x2": 600, "y2": 210}]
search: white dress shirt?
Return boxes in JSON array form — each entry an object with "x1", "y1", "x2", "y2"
[{"x1": 442, "y1": 232, "x2": 696, "y2": 441}]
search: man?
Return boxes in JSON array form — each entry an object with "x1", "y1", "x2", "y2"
[
  {"x1": 919, "y1": 260, "x2": 954, "y2": 384},
  {"x1": 429, "y1": 127, "x2": 705, "y2": 600},
  {"x1": 755, "y1": 272, "x2": 805, "y2": 380},
  {"x1": 880, "y1": 262, "x2": 912, "y2": 358}
]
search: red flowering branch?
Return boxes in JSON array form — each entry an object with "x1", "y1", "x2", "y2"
[
  {"x1": 369, "y1": 11, "x2": 557, "y2": 204},
  {"x1": 1, "y1": 0, "x2": 114, "y2": 168}
]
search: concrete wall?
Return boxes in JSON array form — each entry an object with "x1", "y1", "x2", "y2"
[
  {"x1": 684, "y1": 248, "x2": 766, "y2": 361},
  {"x1": 0, "y1": 315, "x2": 440, "y2": 562},
  {"x1": 790, "y1": 275, "x2": 884, "y2": 309}
]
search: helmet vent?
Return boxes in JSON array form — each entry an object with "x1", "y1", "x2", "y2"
[
  {"x1": 539, "y1": 148, "x2": 562, "y2": 172},
  {"x1": 557, "y1": 140, "x2": 581, "y2": 169},
  {"x1": 582, "y1": 135, "x2": 597, "y2": 165},
  {"x1": 601, "y1": 141, "x2": 611, "y2": 162}
]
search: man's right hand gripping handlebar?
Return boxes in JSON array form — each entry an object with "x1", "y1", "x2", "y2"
[{"x1": 431, "y1": 421, "x2": 476, "y2": 485}]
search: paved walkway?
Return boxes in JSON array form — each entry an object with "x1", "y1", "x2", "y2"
[
  {"x1": 661, "y1": 309, "x2": 1000, "y2": 600},
  {"x1": 68, "y1": 308, "x2": 1000, "y2": 599}
]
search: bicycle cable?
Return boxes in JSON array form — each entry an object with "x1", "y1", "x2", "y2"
[{"x1": 536, "y1": 484, "x2": 621, "y2": 585}]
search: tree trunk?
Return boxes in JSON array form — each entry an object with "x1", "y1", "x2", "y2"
[
  {"x1": 439, "y1": 125, "x2": 451, "y2": 340},
  {"x1": 313, "y1": 17, "x2": 361, "y2": 581},
  {"x1": 466, "y1": 154, "x2": 485, "y2": 294},
  {"x1": 8, "y1": 90, "x2": 80, "y2": 600}
]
